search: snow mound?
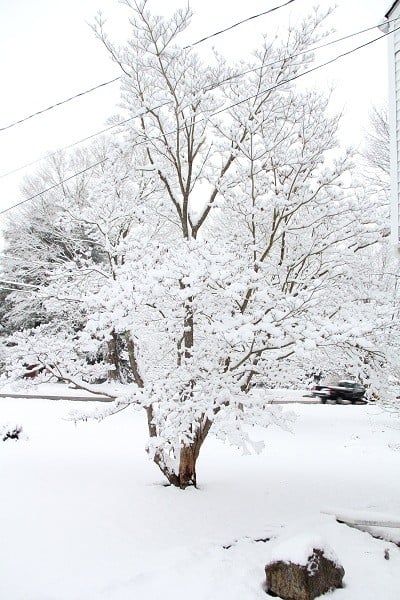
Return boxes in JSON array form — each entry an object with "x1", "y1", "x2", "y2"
[{"x1": 267, "y1": 533, "x2": 341, "y2": 569}]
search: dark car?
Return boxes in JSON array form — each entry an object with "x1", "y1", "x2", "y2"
[{"x1": 311, "y1": 380, "x2": 367, "y2": 404}]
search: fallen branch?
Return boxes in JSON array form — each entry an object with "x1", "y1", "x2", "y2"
[{"x1": 321, "y1": 509, "x2": 400, "y2": 528}]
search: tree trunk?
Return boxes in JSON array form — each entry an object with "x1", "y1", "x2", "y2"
[
  {"x1": 124, "y1": 332, "x2": 199, "y2": 489},
  {"x1": 146, "y1": 413, "x2": 213, "y2": 489},
  {"x1": 125, "y1": 333, "x2": 144, "y2": 388},
  {"x1": 178, "y1": 444, "x2": 198, "y2": 488},
  {"x1": 107, "y1": 331, "x2": 121, "y2": 381},
  {"x1": 125, "y1": 300, "x2": 210, "y2": 489},
  {"x1": 125, "y1": 325, "x2": 216, "y2": 489},
  {"x1": 144, "y1": 408, "x2": 204, "y2": 488},
  {"x1": 176, "y1": 418, "x2": 213, "y2": 488}
]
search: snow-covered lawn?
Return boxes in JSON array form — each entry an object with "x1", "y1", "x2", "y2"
[{"x1": 1, "y1": 396, "x2": 400, "y2": 599}]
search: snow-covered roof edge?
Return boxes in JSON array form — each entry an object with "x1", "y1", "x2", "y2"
[{"x1": 386, "y1": 1, "x2": 400, "y2": 18}]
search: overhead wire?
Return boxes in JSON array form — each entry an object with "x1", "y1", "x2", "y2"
[
  {"x1": 184, "y1": 0, "x2": 297, "y2": 48},
  {"x1": 0, "y1": 22, "x2": 396, "y2": 217},
  {"x1": 0, "y1": 160, "x2": 107, "y2": 215},
  {"x1": 0, "y1": 101, "x2": 171, "y2": 179},
  {"x1": 0, "y1": 77, "x2": 121, "y2": 133},
  {"x1": 0, "y1": 0, "x2": 297, "y2": 134},
  {"x1": 207, "y1": 19, "x2": 398, "y2": 89},
  {"x1": 210, "y1": 26, "x2": 397, "y2": 118},
  {"x1": 0, "y1": 19, "x2": 394, "y2": 181}
]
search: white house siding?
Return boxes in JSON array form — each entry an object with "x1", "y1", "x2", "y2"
[{"x1": 388, "y1": 2, "x2": 400, "y2": 245}]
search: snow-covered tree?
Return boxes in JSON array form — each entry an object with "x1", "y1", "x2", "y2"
[
  {"x1": 2, "y1": 3, "x2": 393, "y2": 487},
  {"x1": 352, "y1": 105, "x2": 400, "y2": 404},
  {"x1": 363, "y1": 104, "x2": 390, "y2": 181},
  {"x1": 2, "y1": 139, "x2": 159, "y2": 382},
  {"x1": 0, "y1": 146, "x2": 110, "y2": 332}
]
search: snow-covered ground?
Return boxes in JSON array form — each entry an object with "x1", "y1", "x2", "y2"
[{"x1": 1, "y1": 395, "x2": 400, "y2": 599}]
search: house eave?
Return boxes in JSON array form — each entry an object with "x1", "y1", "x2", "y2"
[{"x1": 386, "y1": 0, "x2": 400, "y2": 18}]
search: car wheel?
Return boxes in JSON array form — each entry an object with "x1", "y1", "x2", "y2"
[{"x1": 321, "y1": 398, "x2": 327, "y2": 404}]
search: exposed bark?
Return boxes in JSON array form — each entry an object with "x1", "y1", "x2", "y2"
[
  {"x1": 125, "y1": 332, "x2": 144, "y2": 388},
  {"x1": 144, "y1": 404, "x2": 181, "y2": 487},
  {"x1": 125, "y1": 333, "x2": 178, "y2": 483},
  {"x1": 177, "y1": 417, "x2": 213, "y2": 488},
  {"x1": 144, "y1": 411, "x2": 213, "y2": 489},
  {"x1": 126, "y1": 329, "x2": 203, "y2": 488},
  {"x1": 107, "y1": 331, "x2": 121, "y2": 381},
  {"x1": 178, "y1": 444, "x2": 198, "y2": 488}
]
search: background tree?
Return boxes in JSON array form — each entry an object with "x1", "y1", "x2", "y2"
[
  {"x1": 1, "y1": 141, "x2": 157, "y2": 382},
  {"x1": 356, "y1": 104, "x2": 400, "y2": 403},
  {"x1": 1, "y1": 146, "x2": 107, "y2": 332},
  {"x1": 363, "y1": 105, "x2": 390, "y2": 178}
]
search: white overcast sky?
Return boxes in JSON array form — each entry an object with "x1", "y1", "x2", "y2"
[{"x1": 0, "y1": 0, "x2": 391, "y2": 217}]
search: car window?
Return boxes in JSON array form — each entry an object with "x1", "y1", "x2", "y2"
[{"x1": 338, "y1": 381, "x2": 363, "y2": 389}]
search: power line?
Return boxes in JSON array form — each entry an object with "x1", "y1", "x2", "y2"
[
  {"x1": 0, "y1": 102, "x2": 171, "y2": 180},
  {"x1": 184, "y1": 0, "x2": 297, "y2": 48},
  {"x1": 0, "y1": 20, "x2": 392, "y2": 181},
  {"x1": 210, "y1": 27, "x2": 396, "y2": 118},
  {"x1": 0, "y1": 159, "x2": 107, "y2": 216},
  {"x1": 0, "y1": 24, "x2": 396, "y2": 217},
  {"x1": 0, "y1": 77, "x2": 120, "y2": 133},
  {"x1": 0, "y1": 3, "x2": 397, "y2": 140},
  {"x1": 0, "y1": 0, "x2": 297, "y2": 135},
  {"x1": 212, "y1": 20, "x2": 395, "y2": 89}
]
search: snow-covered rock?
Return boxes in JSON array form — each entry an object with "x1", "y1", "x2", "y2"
[{"x1": 265, "y1": 535, "x2": 345, "y2": 600}]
